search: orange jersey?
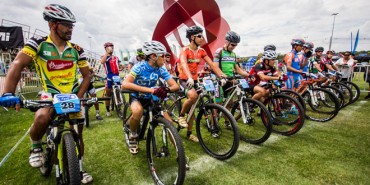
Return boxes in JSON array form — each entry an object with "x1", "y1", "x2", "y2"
[{"x1": 178, "y1": 46, "x2": 207, "y2": 80}]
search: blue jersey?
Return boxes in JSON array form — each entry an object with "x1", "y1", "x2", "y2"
[
  {"x1": 129, "y1": 61, "x2": 172, "y2": 99},
  {"x1": 286, "y1": 50, "x2": 303, "y2": 76}
]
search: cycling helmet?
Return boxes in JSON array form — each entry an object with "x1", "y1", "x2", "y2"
[
  {"x1": 137, "y1": 48, "x2": 145, "y2": 56},
  {"x1": 264, "y1": 44, "x2": 276, "y2": 51},
  {"x1": 186, "y1": 26, "x2": 203, "y2": 39},
  {"x1": 43, "y1": 4, "x2": 76, "y2": 23},
  {"x1": 303, "y1": 42, "x2": 314, "y2": 49},
  {"x1": 225, "y1": 31, "x2": 240, "y2": 43},
  {"x1": 165, "y1": 52, "x2": 171, "y2": 56},
  {"x1": 104, "y1": 42, "x2": 114, "y2": 48},
  {"x1": 291, "y1": 38, "x2": 305, "y2": 46},
  {"x1": 326, "y1": 50, "x2": 335, "y2": 54},
  {"x1": 315, "y1": 47, "x2": 324, "y2": 52},
  {"x1": 142, "y1": 41, "x2": 166, "y2": 55},
  {"x1": 262, "y1": 50, "x2": 277, "y2": 60}
]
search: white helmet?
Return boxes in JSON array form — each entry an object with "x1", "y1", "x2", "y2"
[
  {"x1": 142, "y1": 41, "x2": 166, "y2": 55},
  {"x1": 262, "y1": 50, "x2": 277, "y2": 60},
  {"x1": 43, "y1": 4, "x2": 76, "y2": 23}
]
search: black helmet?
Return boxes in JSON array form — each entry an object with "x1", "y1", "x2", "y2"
[
  {"x1": 137, "y1": 48, "x2": 145, "y2": 56},
  {"x1": 186, "y1": 26, "x2": 203, "y2": 39},
  {"x1": 225, "y1": 31, "x2": 240, "y2": 43},
  {"x1": 264, "y1": 44, "x2": 276, "y2": 51},
  {"x1": 165, "y1": 52, "x2": 171, "y2": 56},
  {"x1": 315, "y1": 47, "x2": 324, "y2": 52}
]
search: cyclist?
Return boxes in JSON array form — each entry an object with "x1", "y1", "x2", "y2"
[
  {"x1": 0, "y1": 4, "x2": 93, "y2": 183},
  {"x1": 177, "y1": 25, "x2": 226, "y2": 142},
  {"x1": 128, "y1": 48, "x2": 145, "y2": 71},
  {"x1": 285, "y1": 38, "x2": 305, "y2": 90},
  {"x1": 213, "y1": 31, "x2": 249, "y2": 102},
  {"x1": 79, "y1": 63, "x2": 103, "y2": 120},
  {"x1": 249, "y1": 50, "x2": 287, "y2": 102},
  {"x1": 101, "y1": 42, "x2": 122, "y2": 117},
  {"x1": 321, "y1": 50, "x2": 339, "y2": 72},
  {"x1": 307, "y1": 47, "x2": 325, "y2": 74},
  {"x1": 300, "y1": 42, "x2": 314, "y2": 73},
  {"x1": 164, "y1": 52, "x2": 175, "y2": 75},
  {"x1": 121, "y1": 41, "x2": 179, "y2": 154}
]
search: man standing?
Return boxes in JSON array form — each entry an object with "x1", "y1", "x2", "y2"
[
  {"x1": 0, "y1": 4, "x2": 93, "y2": 183},
  {"x1": 101, "y1": 42, "x2": 121, "y2": 116}
]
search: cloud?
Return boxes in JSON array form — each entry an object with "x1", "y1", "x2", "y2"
[{"x1": 0, "y1": 0, "x2": 369, "y2": 57}]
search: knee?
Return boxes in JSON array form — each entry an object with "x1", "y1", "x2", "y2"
[
  {"x1": 131, "y1": 106, "x2": 143, "y2": 118},
  {"x1": 187, "y1": 91, "x2": 198, "y2": 101}
]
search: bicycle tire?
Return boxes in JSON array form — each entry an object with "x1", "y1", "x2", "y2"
[
  {"x1": 331, "y1": 82, "x2": 353, "y2": 108},
  {"x1": 196, "y1": 103, "x2": 240, "y2": 160},
  {"x1": 265, "y1": 93, "x2": 305, "y2": 136},
  {"x1": 280, "y1": 89, "x2": 306, "y2": 111},
  {"x1": 341, "y1": 81, "x2": 360, "y2": 103},
  {"x1": 231, "y1": 98, "x2": 272, "y2": 144},
  {"x1": 146, "y1": 116, "x2": 186, "y2": 185},
  {"x1": 165, "y1": 96, "x2": 182, "y2": 127},
  {"x1": 61, "y1": 133, "x2": 81, "y2": 184},
  {"x1": 302, "y1": 88, "x2": 340, "y2": 122},
  {"x1": 320, "y1": 85, "x2": 345, "y2": 108},
  {"x1": 114, "y1": 88, "x2": 125, "y2": 119}
]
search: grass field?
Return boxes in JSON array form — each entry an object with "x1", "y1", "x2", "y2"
[{"x1": 0, "y1": 85, "x2": 369, "y2": 184}]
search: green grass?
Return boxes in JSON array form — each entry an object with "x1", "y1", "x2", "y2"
[{"x1": 0, "y1": 88, "x2": 369, "y2": 184}]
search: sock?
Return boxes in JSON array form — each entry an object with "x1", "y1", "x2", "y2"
[
  {"x1": 31, "y1": 139, "x2": 42, "y2": 149},
  {"x1": 96, "y1": 110, "x2": 100, "y2": 114},
  {"x1": 180, "y1": 113, "x2": 185, "y2": 117},
  {"x1": 106, "y1": 106, "x2": 110, "y2": 112},
  {"x1": 187, "y1": 131, "x2": 192, "y2": 137}
]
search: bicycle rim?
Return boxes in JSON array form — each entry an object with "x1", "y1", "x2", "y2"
[
  {"x1": 342, "y1": 81, "x2": 360, "y2": 103},
  {"x1": 265, "y1": 94, "x2": 305, "y2": 136},
  {"x1": 302, "y1": 88, "x2": 340, "y2": 122},
  {"x1": 231, "y1": 98, "x2": 272, "y2": 144},
  {"x1": 196, "y1": 103, "x2": 240, "y2": 160},
  {"x1": 146, "y1": 117, "x2": 186, "y2": 185}
]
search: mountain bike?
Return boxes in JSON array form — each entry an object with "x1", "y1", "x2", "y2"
[
  {"x1": 108, "y1": 75, "x2": 126, "y2": 119},
  {"x1": 166, "y1": 78, "x2": 240, "y2": 160},
  {"x1": 122, "y1": 90, "x2": 186, "y2": 185},
  {"x1": 24, "y1": 95, "x2": 109, "y2": 184}
]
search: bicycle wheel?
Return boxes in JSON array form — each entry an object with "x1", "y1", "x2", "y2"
[
  {"x1": 60, "y1": 133, "x2": 81, "y2": 184},
  {"x1": 341, "y1": 81, "x2": 360, "y2": 103},
  {"x1": 265, "y1": 94, "x2": 305, "y2": 136},
  {"x1": 196, "y1": 103, "x2": 240, "y2": 160},
  {"x1": 302, "y1": 88, "x2": 340, "y2": 122},
  {"x1": 165, "y1": 97, "x2": 182, "y2": 127},
  {"x1": 231, "y1": 98, "x2": 272, "y2": 144},
  {"x1": 39, "y1": 128, "x2": 53, "y2": 176},
  {"x1": 280, "y1": 89, "x2": 306, "y2": 111},
  {"x1": 146, "y1": 117, "x2": 186, "y2": 185},
  {"x1": 321, "y1": 85, "x2": 345, "y2": 108},
  {"x1": 114, "y1": 87, "x2": 125, "y2": 119},
  {"x1": 331, "y1": 82, "x2": 353, "y2": 108}
]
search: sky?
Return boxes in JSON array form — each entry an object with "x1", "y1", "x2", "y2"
[{"x1": 1, "y1": 0, "x2": 369, "y2": 58}]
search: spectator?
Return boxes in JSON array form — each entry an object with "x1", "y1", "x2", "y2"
[{"x1": 335, "y1": 51, "x2": 355, "y2": 81}]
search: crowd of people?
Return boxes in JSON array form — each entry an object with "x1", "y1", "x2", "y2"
[{"x1": 0, "y1": 3, "x2": 369, "y2": 184}]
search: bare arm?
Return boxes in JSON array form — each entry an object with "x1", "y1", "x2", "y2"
[
  {"x1": 166, "y1": 78, "x2": 180, "y2": 92},
  {"x1": 180, "y1": 52, "x2": 192, "y2": 79},
  {"x1": 235, "y1": 64, "x2": 249, "y2": 77},
  {"x1": 3, "y1": 52, "x2": 33, "y2": 94},
  {"x1": 205, "y1": 56, "x2": 226, "y2": 77},
  {"x1": 77, "y1": 66, "x2": 92, "y2": 98},
  {"x1": 257, "y1": 73, "x2": 280, "y2": 81}
]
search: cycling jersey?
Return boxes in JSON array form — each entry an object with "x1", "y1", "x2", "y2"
[
  {"x1": 178, "y1": 46, "x2": 208, "y2": 80},
  {"x1": 102, "y1": 55, "x2": 121, "y2": 75},
  {"x1": 129, "y1": 61, "x2": 171, "y2": 99},
  {"x1": 285, "y1": 50, "x2": 303, "y2": 76},
  {"x1": 249, "y1": 63, "x2": 278, "y2": 86},
  {"x1": 308, "y1": 56, "x2": 321, "y2": 74},
  {"x1": 320, "y1": 57, "x2": 333, "y2": 72},
  {"x1": 213, "y1": 48, "x2": 237, "y2": 77},
  {"x1": 21, "y1": 35, "x2": 88, "y2": 94},
  {"x1": 299, "y1": 51, "x2": 309, "y2": 72}
]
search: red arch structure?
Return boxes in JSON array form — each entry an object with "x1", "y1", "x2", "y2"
[{"x1": 152, "y1": 0, "x2": 230, "y2": 66}]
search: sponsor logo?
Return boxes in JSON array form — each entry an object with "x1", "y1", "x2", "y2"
[
  {"x1": 64, "y1": 53, "x2": 74, "y2": 58},
  {"x1": 47, "y1": 60, "x2": 73, "y2": 71},
  {"x1": 221, "y1": 56, "x2": 236, "y2": 61},
  {"x1": 0, "y1": 32, "x2": 10, "y2": 41},
  {"x1": 43, "y1": 51, "x2": 51, "y2": 56},
  {"x1": 50, "y1": 72, "x2": 73, "y2": 80},
  {"x1": 51, "y1": 52, "x2": 58, "y2": 56},
  {"x1": 58, "y1": 82, "x2": 70, "y2": 86},
  {"x1": 188, "y1": 59, "x2": 200, "y2": 63}
]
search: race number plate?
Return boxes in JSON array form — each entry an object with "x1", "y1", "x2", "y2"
[
  {"x1": 204, "y1": 79, "x2": 215, "y2": 92},
  {"x1": 112, "y1": 76, "x2": 121, "y2": 83},
  {"x1": 53, "y1": 94, "x2": 81, "y2": 114},
  {"x1": 239, "y1": 79, "x2": 249, "y2": 89}
]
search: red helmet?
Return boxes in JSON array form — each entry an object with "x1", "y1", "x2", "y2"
[{"x1": 104, "y1": 42, "x2": 114, "y2": 48}]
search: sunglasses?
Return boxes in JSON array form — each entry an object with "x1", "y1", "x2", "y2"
[
  {"x1": 344, "y1": 54, "x2": 350, "y2": 56},
  {"x1": 316, "y1": 51, "x2": 323, "y2": 53},
  {"x1": 59, "y1": 22, "x2": 75, "y2": 28},
  {"x1": 194, "y1": 34, "x2": 203, "y2": 38}
]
